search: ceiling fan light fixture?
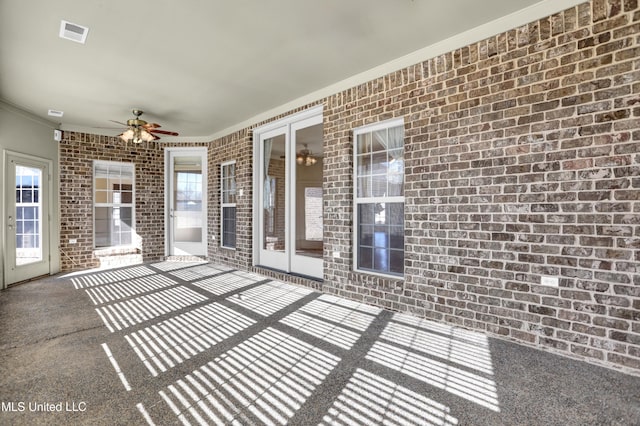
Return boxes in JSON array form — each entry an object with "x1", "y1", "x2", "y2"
[
  {"x1": 120, "y1": 127, "x2": 156, "y2": 144},
  {"x1": 116, "y1": 109, "x2": 178, "y2": 144}
]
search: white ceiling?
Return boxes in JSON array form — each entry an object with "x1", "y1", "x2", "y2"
[{"x1": 0, "y1": 0, "x2": 581, "y2": 142}]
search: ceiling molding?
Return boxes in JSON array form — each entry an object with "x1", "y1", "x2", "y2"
[
  {"x1": 206, "y1": 0, "x2": 585, "y2": 141},
  {"x1": 0, "y1": 99, "x2": 60, "y2": 129}
]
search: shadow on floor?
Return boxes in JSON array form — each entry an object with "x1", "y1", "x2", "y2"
[{"x1": 1, "y1": 261, "x2": 639, "y2": 425}]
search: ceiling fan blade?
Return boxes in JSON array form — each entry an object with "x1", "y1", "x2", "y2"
[
  {"x1": 148, "y1": 129, "x2": 179, "y2": 136},
  {"x1": 109, "y1": 120, "x2": 128, "y2": 126},
  {"x1": 143, "y1": 122, "x2": 161, "y2": 129}
]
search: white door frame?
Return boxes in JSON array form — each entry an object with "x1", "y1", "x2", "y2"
[
  {"x1": 164, "y1": 147, "x2": 208, "y2": 257},
  {"x1": 253, "y1": 105, "x2": 324, "y2": 278},
  {"x1": 3, "y1": 151, "x2": 52, "y2": 287}
]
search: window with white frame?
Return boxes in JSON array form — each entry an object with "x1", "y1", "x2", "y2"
[
  {"x1": 221, "y1": 161, "x2": 237, "y2": 249},
  {"x1": 354, "y1": 119, "x2": 404, "y2": 276},
  {"x1": 94, "y1": 161, "x2": 135, "y2": 248}
]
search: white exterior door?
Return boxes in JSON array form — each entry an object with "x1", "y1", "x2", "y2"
[
  {"x1": 166, "y1": 147, "x2": 208, "y2": 256},
  {"x1": 4, "y1": 152, "x2": 51, "y2": 285},
  {"x1": 254, "y1": 106, "x2": 324, "y2": 279}
]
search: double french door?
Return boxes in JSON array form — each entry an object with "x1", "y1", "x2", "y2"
[{"x1": 255, "y1": 107, "x2": 324, "y2": 279}]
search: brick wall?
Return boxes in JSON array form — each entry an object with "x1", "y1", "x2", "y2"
[
  {"x1": 57, "y1": 0, "x2": 639, "y2": 374},
  {"x1": 207, "y1": 130, "x2": 253, "y2": 269},
  {"x1": 321, "y1": 0, "x2": 640, "y2": 373},
  {"x1": 59, "y1": 132, "x2": 166, "y2": 269}
]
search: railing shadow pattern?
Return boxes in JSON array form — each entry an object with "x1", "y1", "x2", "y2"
[{"x1": 76, "y1": 262, "x2": 501, "y2": 425}]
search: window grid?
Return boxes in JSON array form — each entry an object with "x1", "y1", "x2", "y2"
[
  {"x1": 94, "y1": 161, "x2": 135, "y2": 248},
  {"x1": 221, "y1": 161, "x2": 237, "y2": 249},
  {"x1": 15, "y1": 166, "x2": 42, "y2": 258},
  {"x1": 353, "y1": 119, "x2": 404, "y2": 277}
]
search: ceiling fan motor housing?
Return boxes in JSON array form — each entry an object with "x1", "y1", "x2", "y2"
[{"x1": 127, "y1": 118, "x2": 147, "y2": 128}]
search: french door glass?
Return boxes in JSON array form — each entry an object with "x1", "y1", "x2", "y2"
[
  {"x1": 263, "y1": 133, "x2": 286, "y2": 253},
  {"x1": 256, "y1": 109, "x2": 323, "y2": 279}
]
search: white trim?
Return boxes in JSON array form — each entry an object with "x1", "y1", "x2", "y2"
[
  {"x1": 93, "y1": 160, "x2": 136, "y2": 249},
  {"x1": 252, "y1": 104, "x2": 324, "y2": 135},
  {"x1": 252, "y1": 106, "x2": 324, "y2": 278},
  {"x1": 164, "y1": 147, "x2": 208, "y2": 257},
  {"x1": 352, "y1": 119, "x2": 405, "y2": 278},
  {"x1": 206, "y1": 0, "x2": 584, "y2": 141},
  {"x1": 220, "y1": 160, "x2": 237, "y2": 250},
  {"x1": 3, "y1": 151, "x2": 54, "y2": 286}
]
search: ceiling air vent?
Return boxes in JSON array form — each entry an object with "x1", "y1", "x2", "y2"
[
  {"x1": 59, "y1": 20, "x2": 89, "y2": 44},
  {"x1": 48, "y1": 109, "x2": 64, "y2": 118}
]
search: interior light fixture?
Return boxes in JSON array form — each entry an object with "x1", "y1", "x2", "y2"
[{"x1": 296, "y1": 144, "x2": 317, "y2": 166}]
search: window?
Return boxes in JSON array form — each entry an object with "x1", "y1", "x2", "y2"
[
  {"x1": 176, "y1": 172, "x2": 202, "y2": 212},
  {"x1": 354, "y1": 119, "x2": 404, "y2": 276},
  {"x1": 15, "y1": 165, "x2": 42, "y2": 264},
  {"x1": 221, "y1": 161, "x2": 237, "y2": 249},
  {"x1": 94, "y1": 161, "x2": 134, "y2": 248}
]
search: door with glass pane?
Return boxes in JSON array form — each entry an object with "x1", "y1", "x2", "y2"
[
  {"x1": 290, "y1": 116, "x2": 323, "y2": 277},
  {"x1": 257, "y1": 126, "x2": 289, "y2": 271},
  {"x1": 4, "y1": 153, "x2": 50, "y2": 285},
  {"x1": 166, "y1": 148, "x2": 207, "y2": 256},
  {"x1": 255, "y1": 108, "x2": 324, "y2": 279}
]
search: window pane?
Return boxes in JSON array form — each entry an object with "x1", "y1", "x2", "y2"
[
  {"x1": 358, "y1": 246, "x2": 373, "y2": 270},
  {"x1": 358, "y1": 204, "x2": 374, "y2": 225},
  {"x1": 390, "y1": 225, "x2": 404, "y2": 249},
  {"x1": 374, "y1": 248, "x2": 389, "y2": 272},
  {"x1": 359, "y1": 224, "x2": 373, "y2": 247},
  {"x1": 372, "y1": 129, "x2": 387, "y2": 152},
  {"x1": 354, "y1": 123, "x2": 404, "y2": 276},
  {"x1": 372, "y1": 174, "x2": 387, "y2": 197},
  {"x1": 223, "y1": 206, "x2": 236, "y2": 248},
  {"x1": 356, "y1": 154, "x2": 371, "y2": 177},
  {"x1": 390, "y1": 249, "x2": 404, "y2": 274},
  {"x1": 357, "y1": 133, "x2": 372, "y2": 154},
  {"x1": 94, "y1": 162, "x2": 135, "y2": 248},
  {"x1": 356, "y1": 202, "x2": 404, "y2": 276}
]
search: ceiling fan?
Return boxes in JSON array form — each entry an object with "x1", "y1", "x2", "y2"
[{"x1": 112, "y1": 109, "x2": 179, "y2": 143}]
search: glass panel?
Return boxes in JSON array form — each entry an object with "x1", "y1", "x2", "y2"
[
  {"x1": 222, "y1": 163, "x2": 236, "y2": 204},
  {"x1": 95, "y1": 207, "x2": 110, "y2": 247},
  {"x1": 94, "y1": 162, "x2": 134, "y2": 248},
  {"x1": 372, "y1": 174, "x2": 387, "y2": 197},
  {"x1": 357, "y1": 176, "x2": 370, "y2": 198},
  {"x1": 388, "y1": 148, "x2": 404, "y2": 196},
  {"x1": 357, "y1": 202, "x2": 404, "y2": 276},
  {"x1": 15, "y1": 165, "x2": 43, "y2": 265},
  {"x1": 357, "y1": 133, "x2": 372, "y2": 154},
  {"x1": 303, "y1": 187, "x2": 323, "y2": 241},
  {"x1": 174, "y1": 158, "x2": 203, "y2": 243},
  {"x1": 372, "y1": 129, "x2": 387, "y2": 152},
  {"x1": 294, "y1": 122, "x2": 324, "y2": 259},
  {"x1": 390, "y1": 249, "x2": 404, "y2": 274},
  {"x1": 222, "y1": 206, "x2": 236, "y2": 248},
  {"x1": 263, "y1": 134, "x2": 286, "y2": 252}
]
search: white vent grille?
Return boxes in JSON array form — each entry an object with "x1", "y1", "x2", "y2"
[
  {"x1": 59, "y1": 20, "x2": 89, "y2": 44},
  {"x1": 48, "y1": 109, "x2": 64, "y2": 117}
]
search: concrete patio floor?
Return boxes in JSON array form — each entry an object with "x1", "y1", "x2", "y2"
[{"x1": 0, "y1": 261, "x2": 639, "y2": 425}]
